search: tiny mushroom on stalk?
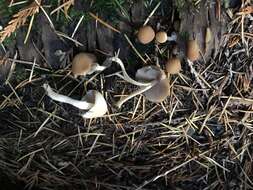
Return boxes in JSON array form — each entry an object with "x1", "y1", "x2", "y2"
[
  {"x1": 137, "y1": 25, "x2": 155, "y2": 44},
  {"x1": 71, "y1": 53, "x2": 107, "y2": 78},
  {"x1": 165, "y1": 57, "x2": 181, "y2": 75},
  {"x1": 43, "y1": 84, "x2": 107, "y2": 119},
  {"x1": 155, "y1": 31, "x2": 168, "y2": 44},
  {"x1": 186, "y1": 39, "x2": 200, "y2": 62},
  {"x1": 107, "y1": 57, "x2": 170, "y2": 108}
]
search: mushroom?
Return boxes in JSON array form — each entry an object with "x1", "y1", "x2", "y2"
[
  {"x1": 108, "y1": 57, "x2": 170, "y2": 108},
  {"x1": 142, "y1": 78, "x2": 170, "y2": 102},
  {"x1": 186, "y1": 40, "x2": 200, "y2": 62},
  {"x1": 155, "y1": 31, "x2": 168, "y2": 44},
  {"x1": 135, "y1": 66, "x2": 170, "y2": 102},
  {"x1": 137, "y1": 25, "x2": 155, "y2": 44},
  {"x1": 165, "y1": 57, "x2": 181, "y2": 74},
  {"x1": 43, "y1": 84, "x2": 107, "y2": 118},
  {"x1": 71, "y1": 53, "x2": 106, "y2": 78},
  {"x1": 205, "y1": 27, "x2": 212, "y2": 44}
]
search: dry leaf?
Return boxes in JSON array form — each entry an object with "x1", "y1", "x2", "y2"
[
  {"x1": 237, "y1": 6, "x2": 253, "y2": 15},
  {"x1": 0, "y1": 55, "x2": 8, "y2": 65},
  {"x1": 0, "y1": 0, "x2": 41, "y2": 43},
  {"x1": 228, "y1": 36, "x2": 240, "y2": 48},
  {"x1": 62, "y1": 0, "x2": 74, "y2": 17}
]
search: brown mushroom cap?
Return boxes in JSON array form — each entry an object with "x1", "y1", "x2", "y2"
[
  {"x1": 155, "y1": 31, "x2": 168, "y2": 44},
  {"x1": 186, "y1": 40, "x2": 200, "y2": 62},
  {"x1": 165, "y1": 57, "x2": 181, "y2": 74},
  {"x1": 71, "y1": 53, "x2": 97, "y2": 76},
  {"x1": 137, "y1": 25, "x2": 155, "y2": 44},
  {"x1": 143, "y1": 78, "x2": 170, "y2": 102}
]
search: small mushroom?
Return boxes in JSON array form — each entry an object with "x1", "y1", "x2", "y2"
[
  {"x1": 135, "y1": 66, "x2": 170, "y2": 102},
  {"x1": 71, "y1": 53, "x2": 106, "y2": 78},
  {"x1": 165, "y1": 57, "x2": 181, "y2": 74},
  {"x1": 137, "y1": 25, "x2": 155, "y2": 44},
  {"x1": 155, "y1": 31, "x2": 168, "y2": 44},
  {"x1": 186, "y1": 40, "x2": 200, "y2": 62},
  {"x1": 142, "y1": 78, "x2": 170, "y2": 102},
  {"x1": 108, "y1": 57, "x2": 170, "y2": 107},
  {"x1": 43, "y1": 84, "x2": 107, "y2": 118},
  {"x1": 205, "y1": 27, "x2": 212, "y2": 44}
]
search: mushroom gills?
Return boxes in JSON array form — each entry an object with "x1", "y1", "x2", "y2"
[
  {"x1": 81, "y1": 90, "x2": 108, "y2": 118},
  {"x1": 143, "y1": 78, "x2": 170, "y2": 102}
]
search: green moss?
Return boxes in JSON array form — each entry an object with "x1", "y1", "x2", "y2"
[
  {"x1": 0, "y1": 0, "x2": 13, "y2": 19},
  {"x1": 174, "y1": 0, "x2": 201, "y2": 11},
  {"x1": 90, "y1": 0, "x2": 130, "y2": 21}
]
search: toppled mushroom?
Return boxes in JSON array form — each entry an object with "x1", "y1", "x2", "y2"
[
  {"x1": 137, "y1": 25, "x2": 155, "y2": 44},
  {"x1": 165, "y1": 57, "x2": 181, "y2": 74},
  {"x1": 43, "y1": 84, "x2": 107, "y2": 118},
  {"x1": 155, "y1": 31, "x2": 168, "y2": 44},
  {"x1": 71, "y1": 53, "x2": 106, "y2": 78},
  {"x1": 108, "y1": 57, "x2": 170, "y2": 108},
  {"x1": 186, "y1": 40, "x2": 200, "y2": 62}
]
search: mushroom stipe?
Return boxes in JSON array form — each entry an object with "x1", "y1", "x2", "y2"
[
  {"x1": 43, "y1": 84, "x2": 108, "y2": 119},
  {"x1": 109, "y1": 57, "x2": 170, "y2": 108}
]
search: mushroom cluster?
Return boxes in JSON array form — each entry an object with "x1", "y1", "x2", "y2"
[
  {"x1": 137, "y1": 25, "x2": 167, "y2": 44},
  {"x1": 137, "y1": 25, "x2": 177, "y2": 45},
  {"x1": 43, "y1": 21, "x2": 207, "y2": 119}
]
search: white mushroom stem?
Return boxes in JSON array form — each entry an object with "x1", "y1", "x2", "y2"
[
  {"x1": 87, "y1": 63, "x2": 107, "y2": 75},
  {"x1": 95, "y1": 64, "x2": 107, "y2": 71},
  {"x1": 43, "y1": 84, "x2": 93, "y2": 110},
  {"x1": 116, "y1": 83, "x2": 154, "y2": 108},
  {"x1": 108, "y1": 57, "x2": 152, "y2": 86}
]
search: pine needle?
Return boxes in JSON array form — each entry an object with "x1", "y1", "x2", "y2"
[{"x1": 51, "y1": 0, "x2": 74, "y2": 17}]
